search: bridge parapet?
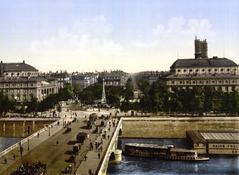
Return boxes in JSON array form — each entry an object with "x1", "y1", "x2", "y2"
[
  {"x1": 0, "y1": 118, "x2": 62, "y2": 159},
  {"x1": 97, "y1": 118, "x2": 123, "y2": 175}
]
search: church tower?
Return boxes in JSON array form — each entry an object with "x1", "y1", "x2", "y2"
[{"x1": 194, "y1": 37, "x2": 208, "y2": 59}]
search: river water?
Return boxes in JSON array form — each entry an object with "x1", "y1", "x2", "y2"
[
  {"x1": 107, "y1": 139, "x2": 239, "y2": 175},
  {"x1": 0, "y1": 137, "x2": 22, "y2": 152}
]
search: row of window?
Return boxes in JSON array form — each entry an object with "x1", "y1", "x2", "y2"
[
  {"x1": 4, "y1": 72, "x2": 38, "y2": 77},
  {"x1": 177, "y1": 68, "x2": 237, "y2": 73},
  {"x1": 4, "y1": 89, "x2": 34, "y2": 93},
  {"x1": 211, "y1": 144, "x2": 238, "y2": 148},
  {"x1": 3, "y1": 83, "x2": 34, "y2": 87},
  {"x1": 171, "y1": 79, "x2": 237, "y2": 85}
]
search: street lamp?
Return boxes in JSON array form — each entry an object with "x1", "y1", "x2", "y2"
[
  {"x1": 48, "y1": 126, "x2": 51, "y2": 136},
  {"x1": 27, "y1": 139, "x2": 30, "y2": 151}
]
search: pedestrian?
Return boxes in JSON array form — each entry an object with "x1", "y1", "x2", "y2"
[
  {"x1": 84, "y1": 155, "x2": 87, "y2": 161},
  {"x1": 98, "y1": 152, "x2": 100, "y2": 159},
  {"x1": 88, "y1": 169, "x2": 92, "y2": 175},
  {"x1": 12, "y1": 153, "x2": 16, "y2": 160},
  {"x1": 56, "y1": 140, "x2": 59, "y2": 144},
  {"x1": 108, "y1": 135, "x2": 110, "y2": 139},
  {"x1": 20, "y1": 146, "x2": 23, "y2": 157},
  {"x1": 4, "y1": 157, "x2": 7, "y2": 164},
  {"x1": 37, "y1": 133, "x2": 40, "y2": 138}
]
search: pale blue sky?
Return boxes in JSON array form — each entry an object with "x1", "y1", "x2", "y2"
[{"x1": 0, "y1": 0, "x2": 238, "y2": 72}]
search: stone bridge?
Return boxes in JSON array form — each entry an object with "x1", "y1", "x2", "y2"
[{"x1": 96, "y1": 118, "x2": 123, "y2": 175}]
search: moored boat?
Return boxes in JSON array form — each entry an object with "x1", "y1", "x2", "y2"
[{"x1": 124, "y1": 143, "x2": 209, "y2": 161}]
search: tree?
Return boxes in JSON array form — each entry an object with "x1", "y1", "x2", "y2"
[
  {"x1": 26, "y1": 97, "x2": 38, "y2": 113},
  {"x1": 73, "y1": 83, "x2": 81, "y2": 97}
]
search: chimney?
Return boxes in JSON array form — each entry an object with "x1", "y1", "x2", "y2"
[{"x1": 0, "y1": 61, "x2": 3, "y2": 77}]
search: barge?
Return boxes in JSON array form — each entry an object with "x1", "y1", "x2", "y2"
[{"x1": 125, "y1": 143, "x2": 209, "y2": 161}]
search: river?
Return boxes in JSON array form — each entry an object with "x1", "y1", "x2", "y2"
[
  {"x1": 107, "y1": 138, "x2": 239, "y2": 175},
  {"x1": 0, "y1": 137, "x2": 22, "y2": 152}
]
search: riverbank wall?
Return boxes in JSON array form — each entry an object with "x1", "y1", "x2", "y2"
[
  {"x1": 0, "y1": 118, "x2": 57, "y2": 137},
  {"x1": 122, "y1": 117, "x2": 239, "y2": 138}
]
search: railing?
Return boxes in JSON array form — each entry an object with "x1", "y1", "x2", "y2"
[
  {"x1": 0, "y1": 119, "x2": 61, "y2": 158},
  {"x1": 96, "y1": 118, "x2": 123, "y2": 175}
]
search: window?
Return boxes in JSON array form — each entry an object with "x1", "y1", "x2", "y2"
[
  {"x1": 177, "y1": 69, "x2": 181, "y2": 72},
  {"x1": 196, "y1": 69, "x2": 199, "y2": 72},
  {"x1": 227, "y1": 68, "x2": 230, "y2": 72},
  {"x1": 183, "y1": 69, "x2": 186, "y2": 72},
  {"x1": 220, "y1": 68, "x2": 224, "y2": 72},
  {"x1": 189, "y1": 69, "x2": 192, "y2": 72},
  {"x1": 202, "y1": 69, "x2": 205, "y2": 72},
  {"x1": 214, "y1": 69, "x2": 218, "y2": 72},
  {"x1": 208, "y1": 69, "x2": 211, "y2": 72}
]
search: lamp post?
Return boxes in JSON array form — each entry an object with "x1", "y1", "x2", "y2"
[
  {"x1": 27, "y1": 138, "x2": 30, "y2": 151},
  {"x1": 48, "y1": 126, "x2": 51, "y2": 136}
]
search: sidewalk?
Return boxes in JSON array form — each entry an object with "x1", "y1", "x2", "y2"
[{"x1": 76, "y1": 118, "x2": 118, "y2": 175}]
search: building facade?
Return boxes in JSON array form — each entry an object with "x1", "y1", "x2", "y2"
[
  {"x1": 187, "y1": 131, "x2": 239, "y2": 155},
  {"x1": 100, "y1": 70, "x2": 129, "y2": 87},
  {"x1": 166, "y1": 39, "x2": 239, "y2": 92},
  {"x1": 71, "y1": 72, "x2": 98, "y2": 89},
  {"x1": 0, "y1": 61, "x2": 59, "y2": 102}
]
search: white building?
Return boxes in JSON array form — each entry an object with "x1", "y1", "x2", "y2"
[
  {"x1": 166, "y1": 39, "x2": 239, "y2": 92},
  {"x1": 0, "y1": 61, "x2": 59, "y2": 102}
]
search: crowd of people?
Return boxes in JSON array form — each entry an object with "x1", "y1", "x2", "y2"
[{"x1": 11, "y1": 162, "x2": 47, "y2": 175}]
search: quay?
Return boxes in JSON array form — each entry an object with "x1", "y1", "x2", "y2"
[{"x1": 0, "y1": 114, "x2": 238, "y2": 175}]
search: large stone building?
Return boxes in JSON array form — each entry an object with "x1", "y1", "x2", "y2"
[
  {"x1": 100, "y1": 70, "x2": 129, "y2": 87},
  {"x1": 71, "y1": 72, "x2": 98, "y2": 89},
  {"x1": 166, "y1": 38, "x2": 239, "y2": 92},
  {"x1": 0, "y1": 61, "x2": 59, "y2": 102}
]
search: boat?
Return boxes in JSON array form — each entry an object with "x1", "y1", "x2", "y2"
[{"x1": 124, "y1": 143, "x2": 209, "y2": 161}]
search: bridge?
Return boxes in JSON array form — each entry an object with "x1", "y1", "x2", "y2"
[{"x1": 1, "y1": 113, "x2": 238, "y2": 175}]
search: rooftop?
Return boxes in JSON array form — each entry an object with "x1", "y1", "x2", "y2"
[
  {"x1": 187, "y1": 131, "x2": 239, "y2": 144},
  {"x1": 171, "y1": 57, "x2": 238, "y2": 69},
  {"x1": 0, "y1": 61, "x2": 38, "y2": 72}
]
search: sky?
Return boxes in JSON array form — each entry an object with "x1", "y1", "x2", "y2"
[{"x1": 0, "y1": 0, "x2": 238, "y2": 73}]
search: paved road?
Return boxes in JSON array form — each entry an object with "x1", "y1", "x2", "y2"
[{"x1": 0, "y1": 109, "x2": 115, "y2": 175}]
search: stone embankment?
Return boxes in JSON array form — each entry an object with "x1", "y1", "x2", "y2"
[{"x1": 122, "y1": 117, "x2": 239, "y2": 138}]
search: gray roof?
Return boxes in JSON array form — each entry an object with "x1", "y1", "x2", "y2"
[
  {"x1": 171, "y1": 57, "x2": 237, "y2": 69},
  {"x1": 2, "y1": 62, "x2": 38, "y2": 72}
]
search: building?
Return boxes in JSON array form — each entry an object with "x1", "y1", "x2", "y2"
[
  {"x1": 71, "y1": 72, "x2": 98, "y2": 89},
  {"x1": 0, "y1": 61, "x2": 59, "y2": 102},
  {"x1": 100, "y1": 70, "x2": 129, "y2": 87},
  {"x1": 186, "y1": 130, "x2": 239, "y2": 155},
  {"x1": 166, "y1": 38, "x2": 239, "y2": 92},
  {"x1": 47, "y1": 71, "x2": 71, "y2": 88},
  {"x1": 135, "y1": 71, "x2": 169, "y2": 85}
]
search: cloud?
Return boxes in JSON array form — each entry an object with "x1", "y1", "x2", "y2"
[
  {"x1": 27, "y1": 16, "x2": 217, "y2": 72},
  {"x1": 152, "y1": 17, "x2": 215, "y2": 38},
  {"x1": 29, "y1": 15, "x2": 127, "y2": 72}
]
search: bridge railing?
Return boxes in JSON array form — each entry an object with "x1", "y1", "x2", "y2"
[
  {"x1": 0, "y1": 119, "x2": 60, "y2": 159},
  {"x1": 96, "y1": 117, "x2": 123, "y2": 175}
]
